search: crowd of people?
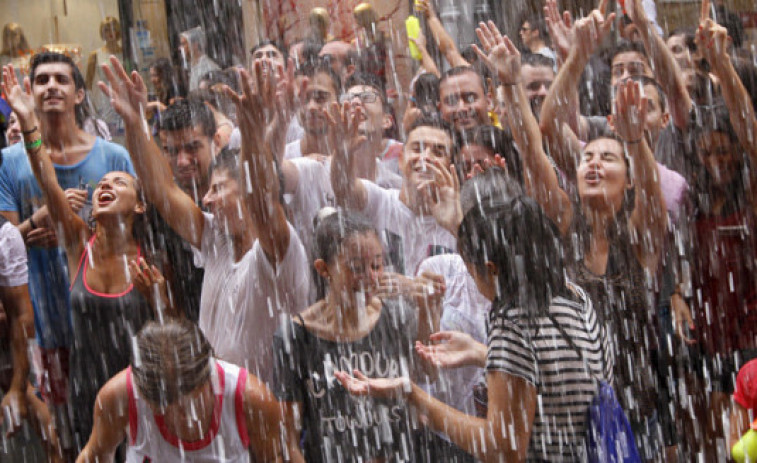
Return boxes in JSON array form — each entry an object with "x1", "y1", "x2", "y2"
[{"x1": 0, "y1": 0, "x2": 756, "y2": 461}]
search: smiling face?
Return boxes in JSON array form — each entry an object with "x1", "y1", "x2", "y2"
[
  {"x1": 576, "y1": 138, "x2": 629, "y2": 212},
  {"x1": 299, "y1": 72, "x2": 338, "y2": 136},
  {"x1": 31, "y1": 62, "x2": 84, "y2": 117},
  {"x1": 400, "y1": 126, "x2": 453, "y2": 190},
  {"x1": 439, "y1": 71, "x2": 489, "y2": 131},
  {"x1": 321, "y1": 231, "x2": 384, "y2": 304},
  {"x1": 202, "y1": 169, "x2": 246, "y2": 234},
  {"x1": 92, "y1": 171, "x2": 143, "y2": 220}
]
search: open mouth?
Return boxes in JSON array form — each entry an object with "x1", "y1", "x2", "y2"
[
  {"x1": 97, "y1": 191, "x2": 116, "y2": 206},
  {"x1": 584, "y1": 171, "x2": 603, "y2": 185}
]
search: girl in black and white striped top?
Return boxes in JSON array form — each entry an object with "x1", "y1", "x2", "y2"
[{"x1": 336, "y1": 168, "x2": 614, "y2": 462}]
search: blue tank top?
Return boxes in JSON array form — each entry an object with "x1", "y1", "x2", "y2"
[{"x1": 68, "y1": 236, "x2": 153, "y2": 442}]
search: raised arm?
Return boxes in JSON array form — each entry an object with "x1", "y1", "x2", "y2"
[
  {"x1": 243, "y1": 374, "x2": 304, "y2": 463},
  {"x1": 474, "y1": 22, "x2": 573, "y2": 235},
  {"x1": 626, "y1": 0, "x2": 692, "y2": 128},
  {"x1": 416, "y1": 0, "x2": 469, "y2": 68},
  {"x1": 1, "y1": 65, "x2": 89, "y2": 257},
  {"x1": 540, "y1": 1, "x2": 615, "y2": 145},
  {"x1": 613, "y1": 80, "x2": 667, "y2": 271},
  {"x1": 329, "y1": 102, "x2": 369, "y2": 211},
  {"x1": 99, "y1": 57, "x2": 205, "y2": 249},
  {"x1": 76, "y1": 371, "x2": 129, "y2": 463},
  {"x1": 226, "y1": 61, "x2": 291, "y2": 261},
  {"x1": 697, "y1": 4, "x2": 757, "y2": 168}
]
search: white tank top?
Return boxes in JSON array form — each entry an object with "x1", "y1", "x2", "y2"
[{"x1": 125, "y1": 359, "x2": 251, "y2": 462}]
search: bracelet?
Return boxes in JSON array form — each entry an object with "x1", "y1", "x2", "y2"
[
  {"x1": 21, "y1": 126, "x2": 37, "y2": 135},
  {"x1": 28, "y1": 216, "x2": 37, "y2": 230},
  {"x1": 25, "y1": 138, "x2": 42, "y2": 151}
]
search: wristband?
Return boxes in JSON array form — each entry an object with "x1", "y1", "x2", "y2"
[
  {"x1": 21, "y1": 126, "x2": 38, "y2": 135},
  {"x1": 28, "y1": 216, "x2": 37, "y2": 230},
  {"x1": 25, "y1": 138, "x2": 42, "y2": 151}
]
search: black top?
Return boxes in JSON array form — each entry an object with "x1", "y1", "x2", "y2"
[{"x1": 273, "y1": 297, "x2": 418, "y2": 462}]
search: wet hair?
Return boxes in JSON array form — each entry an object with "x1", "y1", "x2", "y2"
[
  {"x1": 521, "y1": 52, "x2": 555, "y2": 71},
  {"x1": 131, "y1": 319, "x2": 214, "y2": 407},
  {"x1": 180, "y1": 27, "x2": 207, "y2": 54},
  {"x1": 29, "y1": 52, "x2": 102, "y2": 136},
  {"x1": 407, "y1": 114, "x2": 455, "y2": 141},
  {"x1": 609, "y1": 40, "x2": 650, "y2": 68},
  {"x1": 457, "y1": 168, "x2": 566, "y2": 315},
  {"x1": 250, "y1": 39, "x2": 288, "y2": 62},
  {"x1": 207, "y1": 148, "x2": 286, "y2": 204},
  {"x1": 412, "y1": 73, "x2": 440, "y2": 110},
  {"x1": 158, "y1": 99, "x2": 216, "y2": 138},
  {"x1": 455, "y1": 125, "x2": 525, "y2": 186},
  {"x1": 313, "y1": 208, "x2": 379, "y2": 265},
  {"x1": 440, "y1": 66, "x2": 488, "y2": 93},
  {"x1": 344, "y1": 71, "x2": 386, "y2": 107},
  {"x1": 689, "y1": 102, "x2": 739, "y2": 147},
  {"x1": 149, "y1": 58, "x2": 186, "y2": 103},
  {"x1": 296, "y1": 60, "x2": 342, "y2": 95}
]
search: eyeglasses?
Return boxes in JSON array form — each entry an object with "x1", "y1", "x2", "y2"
[{"x1": 340, "y1": 91, "x2": 380, "y2": 104}]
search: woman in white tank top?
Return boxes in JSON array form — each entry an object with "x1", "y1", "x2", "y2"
[{"x1": 75, "y1": 320, "x2": 301, "y2": 463}]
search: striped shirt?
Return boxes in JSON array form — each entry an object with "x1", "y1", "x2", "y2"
[{"x1": 486, "y1": 283, "x2": 614, "y2": 462}]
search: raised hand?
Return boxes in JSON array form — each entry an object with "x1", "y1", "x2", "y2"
[
  {"x1": 376, "y1": 271, "x2": 446, "y2": 309},
  {"x1": 0, "y1": 386, "x2": 27, "y2": 437},
  {"x1": 472, "y1": 21, "x2": 521, "y2": 85},
  {"x1": 334, "y1": 369, "x2": 411, "y2": 400},
  {"x1": 415, "y1": 331, "x2": 487, "y2": 369},
  {"x1": 544, "y1": 0, "x2": 574, "y2": 62},
  {"x1": 65, "y1": 188, "x2": 88, "y2": 213},
  {"x1": 415, "y1": 0, "x2": 437, "y2": 19},
  {"x1": 325, "y1": 100, "x2": 368, "y2": 158},
  {"x1": 1, "y1": 65, "x2": 35, "y2": 126},
  {"x1": 695, "y1": 0, "x2": 731, "y2": 71},
  {"x1": 129, "y1": 258, "x2": 171, "y2": 318},
  {"x1": 624, "y1": 0, "x2": 649, "y2": 26},
  {"x1": 571, "y1": 0, "x2": 616, "y2": 61},
  {"x1": 224, "y1": 62, "x2": 277, "y2": 146},
  {"x1": 416, "y1": 157, "x2": 462, "y2": 234},
  {"x1": 612, "y1": 79, "x2": 647, "y2": 144},
  {"x1": 98, "y1": 56, "x2": 149, "y2": 126}
]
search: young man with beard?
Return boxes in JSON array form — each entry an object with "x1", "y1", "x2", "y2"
[
  {"x1": 521, "y1": 53, "x2": 555, "y2": 121},
  {"x1": 0, "y1": 53, "x2": 135, "y2": 449},
  {"x1": 438, "y1": 67, "x2": 492, "y2": 133}
]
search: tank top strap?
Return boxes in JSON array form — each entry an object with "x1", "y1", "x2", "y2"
[
  {"x1": 69, "y1": 236, "x2": 94, "y2": 291},
  {"x1": 225, "y1": 361, "x2": 250, "y2": 448}
]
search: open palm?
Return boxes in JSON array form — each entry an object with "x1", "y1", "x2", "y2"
[
  {"x1": 472, "y1": 21, "x2": 520, "y2": 85},
  {"x1": 2, "y1": 65, "x2": 35, "y2": 123},
  {"x1": 98, "y1": 56, "x2": 148, "y2": 125}
]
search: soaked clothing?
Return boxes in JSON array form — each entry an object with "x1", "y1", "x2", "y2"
[
  {"x1": 68, "y1": 237, "x2": 153, "y2": 445},
  {"x1": 273, "y1": 297, "x2": 418, "y2": 462},
  {"x1": 486, "y1": 283, "x2": 614, "y2": 462},
  {"x1": 564, "y1": 215, "x2": 660, "y2": 428},
  {"x1": 691, "y1": 208, "x2": 757, "y2": 356},
  {"x1": 125, "y1": 360, "x2": 251, "y2": 462}
]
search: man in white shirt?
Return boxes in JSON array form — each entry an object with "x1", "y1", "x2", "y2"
[{"x1": 102, "y1": 56, "x2": 308, "y2": 385}]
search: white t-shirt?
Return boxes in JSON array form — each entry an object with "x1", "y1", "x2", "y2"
[
  {"x1": 361, "y1": 181, "x2": 456, "y2": 275},
  {"x1": 0, "y1": 221, "x2": 27, "y2": 287},
  {"x1": 417, "y1": 253, "x2": 488, "y2": 415},
  {"x1": 193, "y1": 213, "x2": 309, "y2": 384}
]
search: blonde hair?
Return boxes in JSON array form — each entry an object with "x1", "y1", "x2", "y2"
[
  {"x1": 2, "y1": 23, "x2": 30, "y2": 56},
  {"x1": 99, "y1": 17, "x2": 121, "y2": 42}
]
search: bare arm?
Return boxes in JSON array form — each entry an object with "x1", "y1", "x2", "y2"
[
  {"x1": 100, "y1": 57, "x2": 205, "y2": 249},
  {"x1": 410, "y1": 28, "x2": 441, "y2": 78},
  {"x1": 229, "y1": 61, "x2": 292, "y2": 261},
  {"x1": 540, "y1": 2, "x2": 615, "y2": 146},
  {"x1": 335, "y1": 370, "x2": 537, "y2": 463},
  {"x1": 473, "y1": 23, "x2": 573, "y2": 235},
  {"x1": 329, "y1": 102, "x2": 369, "y2": 211},
  {"x1": 613, "y1": 81, "x2": 667, "y2": 271},
  {"x1": 244, "y1": 374, "x2": 304, "y2": 463},
  {"x1": 1, "y1": 65, "x2": 88, "y2": 258},
  {"x1": 76, "y1": 371, "x2": 129, "y2": 463},
  {"x1": 697, "y1": 10, "x2": 757, "y2": 176},
  {"x1": 626, "y1": 0, "x2": 692, "y2": 129},
  {"x1": 417, "y1": 0, "x2": 469, "y2": 68}
]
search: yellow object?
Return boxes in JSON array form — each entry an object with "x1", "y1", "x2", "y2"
[
  {"x1": 406, "y1": 16, "x2": 422, "y2": 61},
  {"x1": 733, "y1": 423, "x2": 757, "y2": 463},
  {"x1": 489, "y1": 111, "x2": 502, "y2": 129}
]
